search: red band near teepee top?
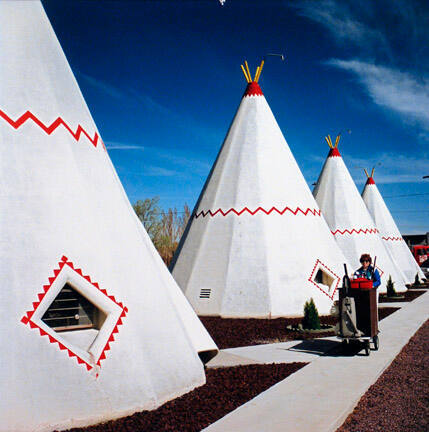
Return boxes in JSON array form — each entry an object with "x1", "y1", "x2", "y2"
[
  {"x1": 328, "y1": 147, "x2": 341, "y2": 158},
  {"x1": 244, "y1": 82, "x2": 263, "y2": 97},
  {"x1": 366, "y1": 177, "x2": 375, "y2": 185}
]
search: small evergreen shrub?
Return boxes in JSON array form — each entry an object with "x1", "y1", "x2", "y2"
[
  {"x1": 302, "y1": 298, "x2": 321, "y2": 330},
  {"x1": 386, "y1": 275, "x2": 397, "y2": 297},
  {"x1": 414, "y1": 273, "x2": 421, "y2": 286}
]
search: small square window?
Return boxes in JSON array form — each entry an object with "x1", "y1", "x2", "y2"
[
  {"x1": 314, "y1": 269, "x2": 335, "y2": 289},
  {"x1": 22, "y1": 256, "x2": 127, "y2": 374},
  {"x1": 42, "y1": 283, "x2": 107, "y2": 332},
  {"x1": 308, "y1": 259, "x2": 340, "y2": 299}
]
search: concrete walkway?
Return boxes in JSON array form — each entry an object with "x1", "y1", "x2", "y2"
[
  {"x1": 207, "y1": 336, "x2": 339, "y2": 368},
  {"x1": 203, "y1": 290, "x2": 428, "y2": 432}
]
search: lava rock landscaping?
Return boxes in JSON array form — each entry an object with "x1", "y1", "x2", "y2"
[
  {"x1": 337, "y1": 319, "x2": 428, "y2": 432},
  {"x1": 379, "y1": 289, "x2": 425, "y2": 303},
  {"x1": 200, "y1": 308, "x2": 399, "y2": 349},
  {"x1": 64, "y1": 363, "x2": 307, "y2": 432}
]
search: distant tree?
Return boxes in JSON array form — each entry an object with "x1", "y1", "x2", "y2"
[
  {"x1": 133, "y1": 199, "x2": 192, "y2": 266},
  {"x1": 386, "y1": 275, "x2": 397, "y2": 297},
  {"x1": 302, "y1": 298, "x2": 321, "y2": 330},
  {"x1": 179, "y1": 204, "x2": 191, "y2": 238},
  {"x1": 156, "y1": 204, "x2": 191, "y2": 266},
  {"x1": 133, "y1": 197, "x2": 161, "y2": 241},
  {"x1": 414, "y1": 273, "x2": 421, "y2": 286}
]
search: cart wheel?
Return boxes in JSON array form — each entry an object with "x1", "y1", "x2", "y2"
[
  {"x1": 372, "y1": 335, "x2": 379, "y2": 351},
  {"x1": 364, "y1": 341, "x2": 370, "y2": 356}
]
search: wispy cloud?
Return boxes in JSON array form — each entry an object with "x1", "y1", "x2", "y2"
[
  {"x1": 325, "y1": 59, "x2": 429, "y2": 131},
  {"x1": 340, "y1": 152, "x2": 429, "y2": 184},
  {"x1": 109, "y1": 141, "x2": 211, "y2": 178},
  {"x1": 143, "y1": 166, "x2": 178, "y2": 177},
  {"x1": 292, "y1": 0, "x2": 389, "y2": 54},
  {"x1": 79, "y1": 71, "x2": 221, "y2": 146},
  {"x1": 79, "y1": 72, "x2": 171, "y2": 115},
  {"x1": 79, "y1": 72, "x2": 125, "y2": 100},
  {"x1": 305, "y1": 151, "x2": 429, "y2": 185},
  {"x1": 105, "y1": 140, "x2": 145, "y2": 151},
  {"x1": 143, "y1": 146, "x2": 212, "y2": 176},
  {"x1": 292, "y1": 0, "x2": 429, "y2": 138}
]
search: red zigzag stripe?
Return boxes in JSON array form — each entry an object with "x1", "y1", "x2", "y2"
[
  {"x1": 382, "y1": 236, "x2": 403, "y2": 241},
  {"x1": 0, "y1": 108, "x2": 101, "y2": 148},
  {"x1": 331, "y1": 227, "x2": 379, "y2": 236},
  {"x1": 194, "y1": 206, "x2": 321, "y2": 218}
]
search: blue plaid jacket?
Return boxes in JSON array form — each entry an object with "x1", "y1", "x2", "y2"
[{"x1": 353, "y1": 265, "x2": 381, "y2": 288}]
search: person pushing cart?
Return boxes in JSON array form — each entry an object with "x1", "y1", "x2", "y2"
[{"x1": 337, "y1": 254, "x2": 380, "y2": 355}]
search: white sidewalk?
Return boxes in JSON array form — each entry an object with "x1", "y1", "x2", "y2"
[{"x1": 203, "y1": 290, "x2": 428, "y2": 432}]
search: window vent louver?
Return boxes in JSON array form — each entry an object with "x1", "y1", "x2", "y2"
[
  {"x1": 42, "y1": 283, "x2": 105, "y2": 332},
  {"x1": 199, "y1": 288, "x2": 211, "y2": 299}
]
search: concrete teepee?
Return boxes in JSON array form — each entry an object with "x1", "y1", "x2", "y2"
[
  {"x1": 171, "y1": 61, "x2": 351, "y2": 318},
  {"x1": 362, "y1": 169, "x2": 425, "y2": 283},
  {"x1": 313, "y1": 135, "x2": 408, "y2": 293},
  {"x1": 0, "y1": 2, "x2": 216, "y2": 431}
]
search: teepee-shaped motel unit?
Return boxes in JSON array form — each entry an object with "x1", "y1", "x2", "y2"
[
  {"x1": 0, "y1": 2, "x2": 216, "y2": 431},
  {"x1": 362, "y1": 169, "x2": 425, "y2": 283},
  {"x1": 171, "y1": 61, "x2": 351, "y2": 318},
  {"x1": 313, "y1": 136, "x2": 408, "y2": 293}
]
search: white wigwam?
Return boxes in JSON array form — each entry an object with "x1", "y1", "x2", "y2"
[
  {"x1": 171, "y1": 61, "x2": 351, "y2": 318},
  {"x1": 362, "y1": 169, "x2": 425, "y2": 283},
  {"x1": 313, "y1": 136, "x2": 408, "y2": 293},
  {"x1": 0, "y1": 2, "x2": 216, "y2": 431}
]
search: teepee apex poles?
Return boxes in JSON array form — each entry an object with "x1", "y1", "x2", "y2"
[
  {"x1": 240, "y1": 59, "x2": 266, "y2": 83},
  {"x1": 325, "y1": 135, "x2": 333, "y2": 148},
  {"x1": 325, "y1": 134, "x2": 341, "y2": 148}
]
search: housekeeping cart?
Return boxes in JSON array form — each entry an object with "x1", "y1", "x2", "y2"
[{"x1": 337, "y1": 264, "x2": 379, "y2": 356}]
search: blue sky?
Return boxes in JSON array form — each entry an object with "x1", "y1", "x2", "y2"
[{"x1": 43, "y1": 0, "x2": 428, "y2": 233}]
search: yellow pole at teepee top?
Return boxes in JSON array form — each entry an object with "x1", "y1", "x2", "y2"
[
  {"x1": 244, "y1": 61, "x2": 252, "y2": 82},
  {"x1": 371, "y1": 167, "x2": 375, "y2": 177},
  {"x1": 254, "y1": 66, "x2": 260, "y2": 82},
  {"x1": 241, "y1": 59, "x2": 267, "y2": 83},
  {"x1": 240, "y1": 64, "x2": 250, "y2": 83},
  {"x1": 335, "y1": 134, "x2": 341, "y2": 148},
  {"x1": 325, "y1": 135, "x2": 333, "y2": 148},
  {"x1": 364, "y1": 168, "x2": 370, "y2": 178},
  {"x1": 255, "y1": 60, "x2": 264, "y2": 82}
]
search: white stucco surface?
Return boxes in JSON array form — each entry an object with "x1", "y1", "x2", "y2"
[
  {"x1": 362, "y1": 178, "x2": 425, "y2": 283},
  {"x1": 313, "y1": 150, "x2": 408, "y2": 293},
  {"x1": 171, "y1": 84, "x2": 351, "y2": 317},
  {"x1": 0, "y1": 2, "x2": 216, "y2": 430}
]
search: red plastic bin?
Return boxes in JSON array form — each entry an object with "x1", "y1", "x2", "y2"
[{"x1": 351, "y1": 278, "x2": 373, "y2": 290}]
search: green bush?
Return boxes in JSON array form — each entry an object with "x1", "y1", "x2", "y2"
[
  {"x1": 414, "y1": 273, "x2": 421, "y2": 286},
  {"x1": 386, "y1": 275, "x2": 397, "y2": 297},
  {"x1": 302, "y1": 298, "x2": 321, "y2": 330}
]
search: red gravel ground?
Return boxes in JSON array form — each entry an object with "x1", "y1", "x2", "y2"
[
  {"x1": 200, "y1": 308, "x2": 399, "y2": 349},
  {"x1": 378, "y1": 306, "x2": 400, "y2": 321},
  {"x1": 379, "y1": 289, "x2": 425, "y2": 303},
  {"x1": 200, "y1": 316, "x2": 336, "y2": 349},
  {"x1": 63, "y1": 363, "x2": 306, "y2": 432},
  {"x1": 337, "y1": 319, "x2": 429, "y2": 432}
]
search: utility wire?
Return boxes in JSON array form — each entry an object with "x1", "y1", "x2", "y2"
[{"x1": 384, "y1": 192, "x2": 429, "y2": 198}]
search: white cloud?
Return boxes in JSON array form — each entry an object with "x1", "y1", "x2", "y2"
[
  {"x1": 292, "y1": 0, "x2": 388, "y2": 53},
  {"x1": 326, "y1": 59, "x2": 429, "y2": 131},
  {"x1": 79, "y1": 72, "x2": 125, "y2": 100},
  {"x1": 292, "y1": 1, "x2": 429, "y2": 136},
  {"x1": 341, "y1": 152, "x2": 429, "y2": 184},
  {"x1": 143, "y1": 166, "x2": 178, "y2": 177},
  {"x1": 105, "y1": 141, "x2": 145, "y2": 150}
]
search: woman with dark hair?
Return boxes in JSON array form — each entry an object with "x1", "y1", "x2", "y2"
[{"x1": 353, "y1": 253, "x2": 381, "y2": 288}]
